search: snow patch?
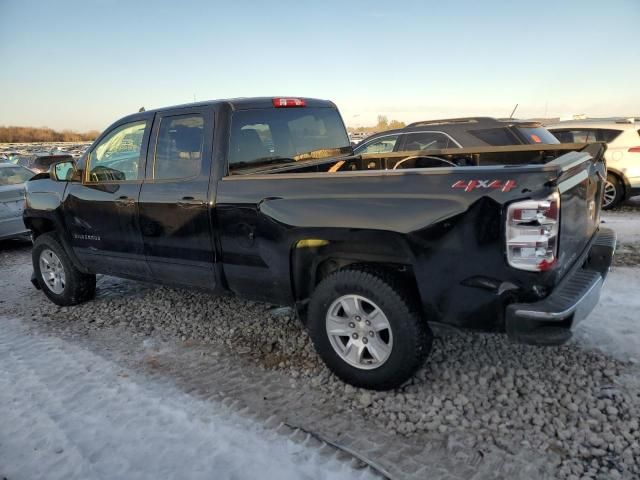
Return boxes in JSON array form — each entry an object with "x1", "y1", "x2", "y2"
[
  {"x1": 600, "y1": 211, "x2": 640, "y2": 245},
  {"x1": 0, "y1": 317, "x2": 374, "y2": 480},
  {"x1": 574, "y1": 267, "x2": 640, "y2": 363}
]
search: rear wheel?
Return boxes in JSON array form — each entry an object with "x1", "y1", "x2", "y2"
[
  {"x1": 602, "y1": 173, "x2": 624, "y2": 210},
  {"x1": 307, "y1": 267, "x2": 432, "y2": 390},
  {"x1": 32, "y1": 233, "x2": 96, "y2": 306}
]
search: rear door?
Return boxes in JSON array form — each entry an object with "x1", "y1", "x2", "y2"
[
  {"x1": 63, "y1": 118, "x2": 152, "y2": 277},
  {"x1": 138, "y1": 107, "x2": 217, "y2": 288}
]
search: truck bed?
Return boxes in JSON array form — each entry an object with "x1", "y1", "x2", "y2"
[{"x1": 234, "y1": 143, "x2": 600, "y2": 176}]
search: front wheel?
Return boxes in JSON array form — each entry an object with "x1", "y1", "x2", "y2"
[
  {"x1": 602, "y1": 174, "x2": 624, "y2": 210},
  {"x1": 307, "y1": 267, "x2": 432, "y2": 390},
  {"x1": 32, "y1": 233, "x2": 96, "y2": 306}
]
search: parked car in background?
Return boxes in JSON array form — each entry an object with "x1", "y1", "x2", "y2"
[
  {"x1": 353, "y1": 117, "x2": 559, "y2": 156},
  {"x1": 0, "y1": 163, "x2": 35, "y2": 241},
  {"x1": 547, "y1": 118, "x2": 640, "y2": 209},
  {"x1": 13, "y1": 153, "x2": 75, "y2": 174}
]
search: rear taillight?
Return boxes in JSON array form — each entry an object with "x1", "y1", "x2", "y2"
[
  {"x1": 272, "y1": 98, "x2": 306, "y2": 108},
  {"x1": 506, "y1": 192, "x2": 560, "y2": 272},
  {"x1": 628, "y1": 147, "x2": 640, "y2": 153}
]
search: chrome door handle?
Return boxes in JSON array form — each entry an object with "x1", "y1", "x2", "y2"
[
  {"x1": 115, "y1": 196, "x2": 135, "y2": 206},
  {"x1": 176, "y1": 197, "x2": 206, "y2": 208}
]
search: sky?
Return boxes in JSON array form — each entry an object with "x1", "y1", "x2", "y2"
[{"x1": 1, "y1": 0, "x2": 639, "y2": 131}]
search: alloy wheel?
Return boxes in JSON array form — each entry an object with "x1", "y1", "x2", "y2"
[
  {"x1": 39, "y1": 248, "x2": 66, "y2": 294},
  {"x1": 325, "y1": 294, "x2": 393, "y2": 370}
]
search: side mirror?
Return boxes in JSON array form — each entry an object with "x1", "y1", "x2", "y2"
[{"x1": 50, "y1": 160, "x2": 77, "y2": 182}]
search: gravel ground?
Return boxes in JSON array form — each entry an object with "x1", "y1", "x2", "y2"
[{"x1": 2, "y1": 239, "x2": 640, "y2": 479}]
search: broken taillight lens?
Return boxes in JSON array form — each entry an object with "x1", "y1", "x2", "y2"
[{"x1": 506, "y1": 192, "x2": 560, "y2": 272}]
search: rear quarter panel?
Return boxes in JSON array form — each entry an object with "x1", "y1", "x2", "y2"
[{"x1": 215, "y1": 168, "x2": 561, "y2": 329}]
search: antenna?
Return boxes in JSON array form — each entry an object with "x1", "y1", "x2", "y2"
[{"x1": 509, "y1": 103, "x2": 519, "y2": 119}]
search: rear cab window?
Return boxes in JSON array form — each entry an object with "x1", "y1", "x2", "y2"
[{"x1": 228, "y1": 107, "x2": 351, "y2": 174}]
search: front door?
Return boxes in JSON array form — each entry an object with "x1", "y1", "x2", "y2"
[
  {"x1": 63, "y1": 118, "x2": 152, "y2": 278},
  {"x1": 138, "y1": 108, "x2": 216, "y2": 288}
]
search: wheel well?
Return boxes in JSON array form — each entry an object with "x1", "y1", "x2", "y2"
[
  {"x1": 293, "y1": 253, "x2": 420, "y2": 303},
  {"x1": 24, "y1": 217, "x2": 56, "y2": 239},
  {"x1": 290, "y1": 235, "x2": 420, "y2": 315}
]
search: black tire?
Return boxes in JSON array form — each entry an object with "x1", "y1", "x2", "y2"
[
  {"x1": 602, "y1": 173, "x2": 624, "y2": 210},
  {"x1": 32, "y1": 233, "x2": 96, "y2": 306},
  {"x1": 307, "y1": 267, "x2": 432, "y2": 390}
]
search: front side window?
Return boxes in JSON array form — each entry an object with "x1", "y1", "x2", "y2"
[
  {"x1": 153, "y1": 115, "x2": 204, "y2": 180},
  {"x1": 0, "y1": 166, "x2": 34, "y2": 186},
  {"x1": 357, "y1": 135, "x2": 400, "y2": 154},
  {"x1": 228, "y1": 107, "x2": 351, "y2": 173},
  {"x1": 88, "y1": 121, "x2": 147, "y2": 182},
  {"x1": 402, "y1": 131, "x2": 460, "y2": 150}
]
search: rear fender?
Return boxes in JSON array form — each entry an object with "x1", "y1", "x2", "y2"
[{"x1": 290, "y1": 229, "x2": 415, "y2": 304}]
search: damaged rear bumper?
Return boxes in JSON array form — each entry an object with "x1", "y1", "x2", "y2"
[{"x1": 506, "y1": 227, "x2": 616, "y2": 345}]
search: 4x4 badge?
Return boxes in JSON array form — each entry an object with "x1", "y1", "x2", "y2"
[{"x1": 451, "y1": 179, "x2": 517, "y2": 193}]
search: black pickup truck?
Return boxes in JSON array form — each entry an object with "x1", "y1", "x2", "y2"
[{"x1": 23, "y1": 97, "x2": 615, "y2": 390}]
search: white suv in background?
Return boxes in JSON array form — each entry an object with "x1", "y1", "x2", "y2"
[{"x1": 547, "y1": 118, "x2": 640, "y2": 209}]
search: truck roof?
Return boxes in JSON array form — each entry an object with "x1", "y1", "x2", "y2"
[{"x1": 126, "y1": 97, "x2": 337, "y2": 117}]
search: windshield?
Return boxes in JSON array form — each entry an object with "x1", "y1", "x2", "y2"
[
  {"x1": 0, "y1": 165, "x2": 35, "y2": 186},
  {"x1": 228, "y1": 107, "x2": 352, "y2": 173}
]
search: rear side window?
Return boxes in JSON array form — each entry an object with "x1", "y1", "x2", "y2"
[
  {"x1": 402, "y1": 131, "x2": 460, "y2": 150},
  {"x1": 357, "y1": 135, "x2": 400, "y2": 154},
  {"x1": 468, "y1": 127, "x2": 520, "y2": 146},
  {"x1": 0, "y1": 166, "x2": 34, "y2": 186},
  {"x1": 228, "y1": 107, "x2": 351, "y2": 173},
  {"x1": 153, "y1": 115, "x2": 204, "y2": 180},
  {"x1": 515, "y1": 127, "x2": 559, "y2": 144}
]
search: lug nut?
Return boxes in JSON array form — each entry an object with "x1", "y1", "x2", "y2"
[
  {"x1": 349, "y1": 322, "x2": 355, "y2": 328},
  {"x1": 352, "y1": 333, "x2": 359, "y2": 339},
  {"x1": 365, "y1": 320, "x2": 371, "y2": 326},
  {"x1": 369, "y1": 331, "x2": 374, "y2": 337},
  {"x1": 355, "y1": 316, "x2": 361, "y2": 321},
  {"x1": 362, "y1": 337, "x2": 368, "y2": 344}
]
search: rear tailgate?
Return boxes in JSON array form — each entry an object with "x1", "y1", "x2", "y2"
[{"x1": 551, "y1": 144, "x2": 606, "y2": 277}]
